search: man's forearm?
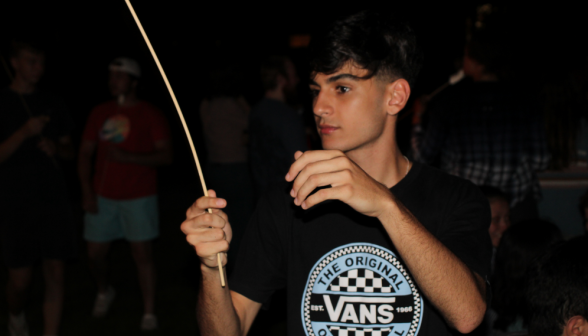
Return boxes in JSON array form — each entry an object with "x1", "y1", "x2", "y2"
[
  {"x1": 378, "y1": 196, "x2": 486, "y2": 333},
  {"x1": 0, "y1": 128, "x2": 27, "y2": 164},
  {"x1": 197, "y1": 265, "x2": 242, "y2": 336}
]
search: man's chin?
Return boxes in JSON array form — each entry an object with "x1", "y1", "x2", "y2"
[{"x1": 321, "y1": 141, "x2": 351, "y2": 153}]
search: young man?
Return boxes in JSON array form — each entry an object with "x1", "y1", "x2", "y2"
[
  {"x1": 0, "y1": 41, "x2": 76, "y2": 336},
  {"x1": 182, "y1": 11, "x2": 491, "y2": 336},
  {"x1": 78, "y1": 57, "x2": 172, "y2": 330},
  {"x1": 525, "y1": 236, "x2": 588, "y2": 336}
]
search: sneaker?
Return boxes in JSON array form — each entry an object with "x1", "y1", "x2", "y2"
[
  {"x1": 140, "y1": 314, "x2": 158, "y2": 331},
  {"x1": 8, "y1": 312, "x2": 29, "y2": 336},
  {"x1": 92, "y1": 287, "x2": 116, "y2": 317}
]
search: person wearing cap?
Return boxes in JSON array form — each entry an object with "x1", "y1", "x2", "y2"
[{"x1": 78, "y1": 57, "x2": 172, "y2": 330}]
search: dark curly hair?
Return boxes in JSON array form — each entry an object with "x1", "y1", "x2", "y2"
[
  {"x1": 309, "y1": 10, "x2": 423, "y2": 86},
  {"x1": 525, "y1": 236, "x2": 588, "y2": 336},
  {"x1": 491, "y1": 220, "x2": 562, "y2": 331}
]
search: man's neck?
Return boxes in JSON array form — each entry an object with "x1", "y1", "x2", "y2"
[
  {"x1": 346, "y1": 126, "x2": 408, "y2": 189},
  {"x1": 10, "y1": 76, "x2": 35, "y2": 95},
  {"x1": 265, "y1": 88, "x2": 285, "y2": 102}
]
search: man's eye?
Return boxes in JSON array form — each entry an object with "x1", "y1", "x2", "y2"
[
  {"x1": 336, "y1": 86, "x2": 350, "y2": 93},
  {"x1": 309, "y1": 89, "x2": 319, "y2": 98}
]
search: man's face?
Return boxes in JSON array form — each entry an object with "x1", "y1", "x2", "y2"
[
  {"x1": 11, "y1": 50, "x2": 45, "y2": 84},
  {"x1": 310, "y1": 63, "x2": 389, "y2": 153},
  {"x1": 108, "y1": 70, "x2": 134, "y2": 97},
  {"x1": 489, "y1": 198, "x2": 510, "y2": 247}
]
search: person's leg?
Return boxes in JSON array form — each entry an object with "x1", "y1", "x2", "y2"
[
  {"x1": 86, "y1": 242, "x2": 111, "y2": 293},
  {"x1": 129, "y1": 241, "x2": 156, "y2": 315},
  {"x1": 42, "y1": 259, "x2": 64, "y2": 335},
  {"x1": 6, "y1": 267, "x2": 33, "y2": 316},
  {"x1": 121, "y1": 196, "x2": 159, "y2": 317}
]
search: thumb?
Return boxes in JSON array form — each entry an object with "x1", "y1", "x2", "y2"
[
  {"x1": 294, "y1": 150, "x2": 304, "y2": 160},
  {"x1": 208, "y1": 189, "x2": 216, "y2": 198}
]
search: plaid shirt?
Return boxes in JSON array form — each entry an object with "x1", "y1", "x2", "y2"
[{"x1": 411, "y1": 81, "x2": 550, "y2": 207}]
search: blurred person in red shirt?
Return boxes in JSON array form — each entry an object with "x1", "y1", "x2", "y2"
[{"x1": 78, "y1": 57, "x2": 172, "y2": 331}]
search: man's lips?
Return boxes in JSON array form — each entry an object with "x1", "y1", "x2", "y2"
[{"x1": 318, "y1": 125, "x2": 338, "y2": 135}]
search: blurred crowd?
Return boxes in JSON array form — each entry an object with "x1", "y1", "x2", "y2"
[{"x1": 1, "y1": 4, "x2": 588, "y2": 336}]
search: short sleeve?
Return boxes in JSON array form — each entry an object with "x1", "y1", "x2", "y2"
[
  {"x1": 81, "y1": 108, "x2": 101, "y2": 143},
  {"x1": 229, "y1": 191, "x2": 288, "y2": 304},
  {"x1": 147, "y1": 107, "x2": 170, "y2": 143},
  {"x1": 437, "y1": 180, "x2": 493, "y2": 280}
]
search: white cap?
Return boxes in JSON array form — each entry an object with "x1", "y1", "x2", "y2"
[{"x1": 109, "y1": 57, "x2": 141, "y2": 78}]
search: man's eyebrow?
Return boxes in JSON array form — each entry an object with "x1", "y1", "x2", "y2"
[
  {"x1": 326, "y1": 73, "x2": 361, "y2": 84},
  {"x1": 309, "y1": 73, "x2": 362, "y2": 86}
]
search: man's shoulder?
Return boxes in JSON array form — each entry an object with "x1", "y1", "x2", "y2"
[{"x1": 407, "y1": 162, "x2": 483, "y2": 201}]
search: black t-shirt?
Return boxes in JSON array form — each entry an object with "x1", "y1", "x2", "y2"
[
  {"x1": 230, "y1": 162, "x2": 492, "y2": 336},
  {"x1": 0, "y1": 88, "x2": 73, "y2": 202}
]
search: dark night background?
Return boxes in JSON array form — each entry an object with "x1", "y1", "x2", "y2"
[{"x1": 0, "y1": 1, "x2": 586, "y2": 335}]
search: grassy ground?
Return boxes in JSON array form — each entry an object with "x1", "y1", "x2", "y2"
[{"x1": 0, "y1": 167, "x2": 287, "y2": 336}]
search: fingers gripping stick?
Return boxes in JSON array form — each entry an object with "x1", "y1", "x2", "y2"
[{"x1": 125, "y1": 0, "x2": 226, "y2": 287}]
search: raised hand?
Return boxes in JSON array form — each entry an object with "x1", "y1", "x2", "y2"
[
  {"x1": 181, "y1": 190, "x2": 232, "y2": 268},
  {"x1": 286, "y1": 150, "x2": 394, "y2": 218}
]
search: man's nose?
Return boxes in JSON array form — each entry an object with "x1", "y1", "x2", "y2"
[{"x1": 313, "y1": 91, "x2": 333, "y2": 117}]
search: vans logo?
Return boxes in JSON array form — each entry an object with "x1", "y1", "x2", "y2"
[{"x1": 302, "y1": 243, "x2": 423, "y2": 336}]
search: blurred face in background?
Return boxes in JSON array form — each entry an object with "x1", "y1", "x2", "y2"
[
  {"x1": 489, "y1": 197, "x2": 511, "y2": 247},
  {"x1": 11, "y1": 49, "x2": 45, "y2": 85},
  {"x1": 109, "y1": 70, "x2": 135, "y2": 97}
]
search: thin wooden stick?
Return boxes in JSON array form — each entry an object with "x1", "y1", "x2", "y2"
[{"x1": 124, "y1": 0, "x2": 226, "y2": 287}]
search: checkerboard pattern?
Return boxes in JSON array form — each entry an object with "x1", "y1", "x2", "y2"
[
  {"x1": 329, "y1": 269, "x2": 394, "y2": 293},
  {"x1": 329, "y1": 326, "x2": 392, "y2": 336}
]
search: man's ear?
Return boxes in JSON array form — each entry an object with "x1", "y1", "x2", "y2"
[
  {"x1": 385, "y1": 78, "x2": 411, "y2": 117},
  {"x1": 563, "y1": 315, "x2": 588, "y2": 336}
]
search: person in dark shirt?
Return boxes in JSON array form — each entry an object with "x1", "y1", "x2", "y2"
[
  {"x1": 411, "y1": 32, "x2": 550, "y2": 224},
  {"x1": 0, "y1": 41, "x2": 75, "y2": 336},
  {"x1": 249, "y1": 56, "x2": 307, "y2": 196},
  {"x1": 182, "y1": 11, "x2": 491, "y2": 335}
]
